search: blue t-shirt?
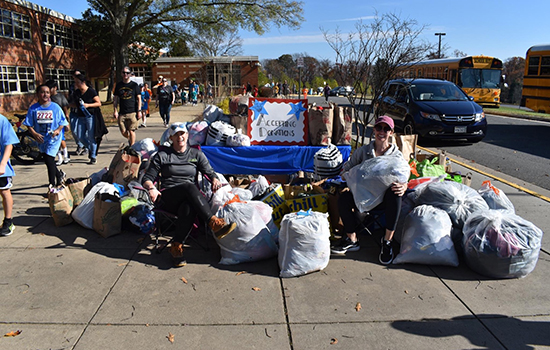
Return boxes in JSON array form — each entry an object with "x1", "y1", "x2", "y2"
[
  {"x1": 23, "y1": 102, "x2": 68, "y2": 157},
  {"x1": 141, "y1": 90, "x2": 150, "y2": 111},
  {"x1": 0, "y1": 115, "x2": 19, "y2": 177}
]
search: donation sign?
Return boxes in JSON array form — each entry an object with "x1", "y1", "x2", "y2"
[{"x1": 247, "y1": 98, "x2": 308, "y2": 145}]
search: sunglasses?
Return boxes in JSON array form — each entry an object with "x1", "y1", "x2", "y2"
[
  {"x1": 122, "y1": 71, "x2": 131, "y2": 75},
  {"x1": 374, "y1": 125, "x2": 392, "y2": 132}
]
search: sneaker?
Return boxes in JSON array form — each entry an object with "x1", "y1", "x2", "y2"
[
  {"x1": 169, "y1": 242, "x2": 187, "y2": 267},
  {"x1": 379, "y1": 238, "x2": 394, "y2": 265},
  {"x1": 56, "y1": 157, "x2": 63, "y2": 166},
  {"x1": 89, "y1": 158, "x2": 97, "y2": 165},
  {"x1": 63, "y1": 157, "x2": 71, "y2": 164},
  {"x1": 208, "y1": 216, "x2": 236, "y2": 239},
  {"x1": 0, "y1": 220, "x2": 14, "y2": 236},
  {"x1": 331, "y1": 236, "x2": 360, "y2": 254},
  {"x1": 75, "y1": 146, "x2": 83, "y2": 156},
  {"x1": 139, "y1": 124, "x2": 146, "y2": 128}
]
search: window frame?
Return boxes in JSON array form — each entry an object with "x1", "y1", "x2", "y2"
[
  {"x1": 0, "y1": 65, "x2": 36, "y2": 94},
  {"x1": 1, "y1": 9, "x2": 31, "y2": 41}
]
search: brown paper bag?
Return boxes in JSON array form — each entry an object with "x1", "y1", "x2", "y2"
[
  {"x1": 67, "y1": 177, "x2": 90, "y2": 207},
  {"x1": 394, "y1": 134, "x2": 418, "y2": 161},
  {"x1": 93, "y1": 192, "x2": 121, "y2": 238},
  {"x1": 48, "y1": 186, "x2": 74, "y2": 227},
  {"x1": 107, "y1": 144, "x2": 141, "y2": 187},
  {"x1": 308, "y1": 105, "x2": 334, "y2": 145},
  {"x1": 332, "y1": 106, "x2": 353, "y2": 145}
]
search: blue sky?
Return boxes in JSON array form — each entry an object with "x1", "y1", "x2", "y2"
[{"x1": 31, "y1": 0, "x2": 550, "y2": 63}]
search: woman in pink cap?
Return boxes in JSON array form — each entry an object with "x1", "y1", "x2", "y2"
[{"x1": 331, "y1": 116, "x2": 407, "y2": 264}]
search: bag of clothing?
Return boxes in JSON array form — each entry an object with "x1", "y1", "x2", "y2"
[
  {"x1": 478, "y1": 180, "x2": 515, "y2": 212},
  {"x1": 226, "y1": 133, "x2": 251, "y2": 147},
  {"x1": 278, "y1": 210, "x2": 331, "y2": 277},
  {"x1": 463, "y1": 209, "x2": 543, "y2": 278},
  {"x1": 188, "y1": 121, "x2": 209, "y2": 146},
  {"x1": 313, "y1": 144, "x2": 343, "y2": 180},
  {"x1": 48, "y1": 185, "x2": 74, "y2": 227},
  {"x1": 332, "y1": 105, "x2": 353, "y2": 145},
  {"x1": 393, "y1": 205, "x2": 458, "y2": 266},
  {"x1": 410, "y1": 157, "x2": 446, "y2": 180},
  {"x1": 203, "y1": 104, "x2": 224, "y2": 123},
  {"x1": 308, "y1": 105, "x2": 334, "y2": 146},
  {"x1": 93, "y1": 192, "x2": 121, "y2": 238},
  {"x1": 105, "y1": 144, "x2": 142, "y2": 188},
  {"x1": 131, "y1": 138, "x2": 158, "y2": 161},
  {"x1": 206, "y1": 120, "x2": 236, "y2": 146},
  {"x1": 215, "y1": 201, "x2": 278, "y2": 265},
  {"x1": 413, "y1": 181, "x2": 488, "y2": 231},
  {"x1": 346, "y1": 155, "x2": 410, "y2": 213},
  {"x1": 72, "y1": 182, "x2": 119, "y2": 230}
]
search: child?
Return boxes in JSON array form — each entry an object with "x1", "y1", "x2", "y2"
[
  {"x1": 46, "y1": 80, "x2": 71, "y2": 165},
  {"x1": 0, "y1": 112, "x2": 19, "y2": 236},
  {"x1": 140, "y1": 84, "x2": 150, "y2": 127},
  {"x1": 23, "y1": 84, "x2": 68, "y2": 190}
]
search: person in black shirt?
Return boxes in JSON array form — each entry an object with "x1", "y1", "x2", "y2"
[
  {"x1": 155, "y1": 78, "x2": 174, "y2": 127},
  {"x1": 142, "y1": 122, "x2": 236, "y2": 267},
  {"x1": 113, "y1": 67, "x2": 141, "y2": 146}
]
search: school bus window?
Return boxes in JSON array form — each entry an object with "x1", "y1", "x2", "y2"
[
  {"x1": 540, "y1": 56, "x2": 550, "y2": 75},
  {"x1": 528, "y1": 56, "x2": 540, "y2": 75}
]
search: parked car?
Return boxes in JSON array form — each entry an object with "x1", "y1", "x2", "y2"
[
  {"x1": 375, "y1": 78, "x2": 487, "y2": 142},
  {"x1": 328, "y1": 86, "x2": 356, "y2": 97}
]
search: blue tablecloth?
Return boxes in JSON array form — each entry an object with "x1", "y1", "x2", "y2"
[{"x1": 201, "y1": 145, "x2": 352, "y2": 175}]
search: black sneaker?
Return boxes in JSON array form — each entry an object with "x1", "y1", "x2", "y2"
[
  {"x1": 0, "y1": 220, "x2": 14, "y2": 236},
  {"x1": 331, "y1": 236, "x2": 360, "y2": 254},
  {"x1": 89, "y1": 158, "x2": 97, "y2": 165},
  {"x1": 379, "y1": 238, "x2": 394, "y2": 265}
]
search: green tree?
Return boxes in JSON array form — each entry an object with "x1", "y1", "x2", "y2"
[{"x1": 86, "y1": 0, "x2": 304, "y2": 82}]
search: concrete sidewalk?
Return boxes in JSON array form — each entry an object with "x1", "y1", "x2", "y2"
[{"x1": 0, "y1": 104, "x2": 549, "y2": 349}]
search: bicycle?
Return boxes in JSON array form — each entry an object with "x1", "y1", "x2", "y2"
[{"x1": 10, "y1": 113, "x2": 42, "y2": 165}]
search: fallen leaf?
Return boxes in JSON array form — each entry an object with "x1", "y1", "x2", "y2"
[
  {"x1": 181, "y1": 277, "x2": 188, "y2": 284},
  {"x1": 330, "y1": 338, "x2": 338, "y2": 344},
  {"x1": 145, "y1": 324, "x2": 150, "y2": 327},
  {"x1": 4, "y1": 330, "x2": 22, "y2": 337},
  {"x1": 167, "y1": 332, "x2": 175, "y2": 343},
  {"x1": 236, "y1": 271, "x2": 246, "y2": 276},
  {"x1": 252, "y1": 287, "x2": 261, "y2": 291},
  {"x1": 40, "y1": 233, "x2": 45, "y2": 236},
  {"x1": 355, "y1": 302, "x2": 362, "y2": 312},
  {"x1": 404, "y1": 290, "x2": 409, "y2": 294},
  {"x1": 118, "y1": 263, "x2": 127, "y2": 267}
]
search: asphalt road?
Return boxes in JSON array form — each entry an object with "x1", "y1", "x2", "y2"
[{"x1": 419, "y1": 114, "x2": 550, "y2": 191}]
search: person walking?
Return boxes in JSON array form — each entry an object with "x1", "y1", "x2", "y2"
[
  {"x1": 23, "y1": 84, "x2": 68, "y2": 189},
  {"x1": 156, "y1": 78, "x2": 174, "y2": 126},
  {"x1": 324, "y1": 84, "x2": 331, "y2": 102},
  {"x1": 113, "y1": 66, "x2": 141, "y2": 146},
  {"x1": 68, "y1": 70, "x2": 86, "y2": 156},
  {"x1": 46, "y1": 80, "x2": 71, "y2": 165},
  {"x1": 72, "y1": 73, "x2": 102, "y2": 164},
  {"x1": 140, "y1": 84, "x2": 150, "y2": 128}
]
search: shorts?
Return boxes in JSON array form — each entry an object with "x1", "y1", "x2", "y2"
[
  {"x1": 118, "y1": 113, "x2": 139, "y2": 134},
  {"x1": 0, "y1": 177, "x2": 13, "y2": 190}
]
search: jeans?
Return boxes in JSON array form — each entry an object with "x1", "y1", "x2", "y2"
[
  {"x1": 69, "y1": 112, "x2": 84, "y2": 149},
  {"x1": 76, "y1": 115, "x2": 97, "y2": 159},
  {"x1": 159, "y1": 103, "x2": 172, "y2": 125}
]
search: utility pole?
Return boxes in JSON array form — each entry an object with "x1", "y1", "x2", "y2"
[{"x1": 434, "y1": 33, "x2": 446, "y2": 58}]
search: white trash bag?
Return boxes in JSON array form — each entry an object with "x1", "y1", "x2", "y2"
[
  {"x1": 393, "y1": 205, "x2": 459, "y2": 266},
  {"x1": 278, "y1": 210, "x2": 331, "y2": 278},
  {"x1": 206, "y1": 120, "x2": 236, "y2": 146},
  {"x1": 226, "y1": 133, "x2": 251, "y2": 147},
  {"x1": 215, "y1": 201, "x2": 278, "y2": 265},
  {"x1": 345, "y1": 155, "x2": 410, "y2": 212},
  {"x1": 463, "y1": 209, "x2": 543, "y2": 278}
]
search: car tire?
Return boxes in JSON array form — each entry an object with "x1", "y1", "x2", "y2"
[{"x1": 403, "y1": 119, "x2": 416, "y2": 135}]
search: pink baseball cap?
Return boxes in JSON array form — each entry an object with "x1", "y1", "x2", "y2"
[{"x1": 374, "y1": 115, "x2": 394, "y2": 130}]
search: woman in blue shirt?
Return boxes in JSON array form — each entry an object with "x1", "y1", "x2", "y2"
[{"x1": 24, "y1": 83, "x2": 68, "y2": 188}]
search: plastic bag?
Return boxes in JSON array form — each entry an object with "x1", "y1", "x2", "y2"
[
  {"x1": 463, "y1": 209, "x2": 543, "y2": 278},
  {"x1": 411, "y1": 157, "x2": 446, "y2": 179},
  {"x1": 206, "y1": 120, "x2": 236, "y2": 146},
  {"x1": 413, "y1": 181, "x2": 488, "y2": 231},
  {"x1": 72, "y1": 182, "x2": 119, "y2": 229},
  {"x1": 225, "y1": 133, "x2": 251, "y2": 147},
  {"x1": 127, "y1": 204, "x2": 155, "y2": 234},
  {"x1": 478, "y1": 180, "x2": 515, "y2": 212},
  {"x1": 248, "y1": 175, "x2": 270, "y2": 198},
  {"x1": 203, "y1": 104, "x2": 224, "y2": 123},
  {"x1": 278, "y1": 210, "x2": 331, "y2": 277},
  {"x1": 131, "y1": 138, "x2": 158, "y2": 161},
  {"x1": 345, "y1": 155, "x2": 410, "y2": 213},
  {"x1": 215, "y1": 201, "x2": 278, "y2": 265},
  {"x1": 393, "y1": 205, "x2": 458, "y2": 266},
  {"x1": 188, "y1": 121, "x2": 209, "y2": 146}
]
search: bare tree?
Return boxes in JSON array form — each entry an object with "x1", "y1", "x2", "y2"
[
  {"x1": 322, "y1": 12, "x2": 433, "y2": 147},
  {"x1": 189, "y1": 23, "x2": 244, "y2": 57}
]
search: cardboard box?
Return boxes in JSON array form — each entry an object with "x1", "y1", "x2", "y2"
[
  {"x1": 260, "y1": 184, "x2": 289, "y2": 228},
  {"x1": 286, "y1": 193, "x2": 328, "y2": 213}
]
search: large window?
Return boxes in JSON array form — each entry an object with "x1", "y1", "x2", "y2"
[
  {"x1": 132, "y1": 66, "x2": 152, "y2": 85},
  {"x1": 45, "y1": 68, "x2": 74, "y2": 91},
  {"x1": 0, "y1": 66, "x2": 35, "y2": 94},
  {"x1": 42, "y1": 21, "x2": 83, "y2": 50},
  {"x1": 540, "y1": 56, "x2": 550, "y2": 76},
  {"x1": 1, "y1": 9, "x2": 31, "y2": 40},
  {"x1": 528, "y1": 56, "x2": 540, "y2": 76}
]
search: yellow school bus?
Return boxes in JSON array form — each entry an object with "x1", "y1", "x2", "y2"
[
  {"x1": 396, "y1": 56, "x2": 504, "y2": 107},
  {"x1": 521, "y1": 44, "x2": 550, "y2": 113}
]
